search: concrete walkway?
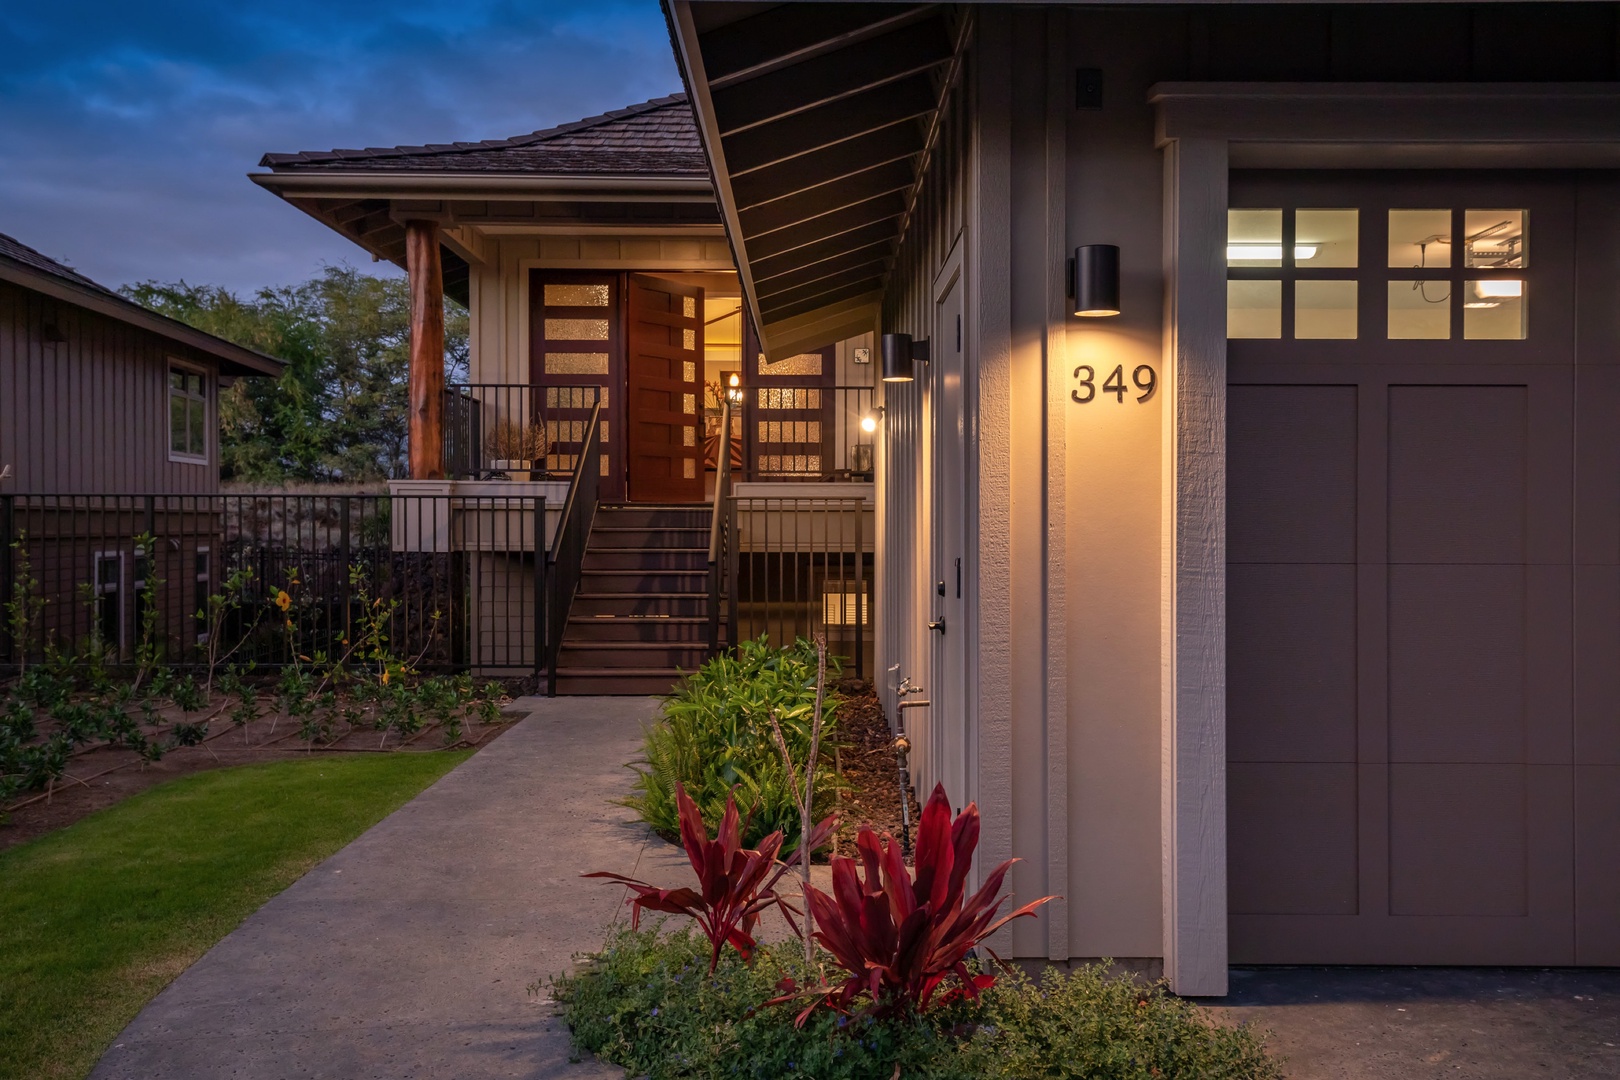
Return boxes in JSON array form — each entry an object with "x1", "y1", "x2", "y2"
[{"x1": 91, "y1": 696, "x2": 684, "y2": 1080}]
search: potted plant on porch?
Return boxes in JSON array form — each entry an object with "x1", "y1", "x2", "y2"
[{"x1": 487, "y1": 420, "x2": 548, "y2": 480}]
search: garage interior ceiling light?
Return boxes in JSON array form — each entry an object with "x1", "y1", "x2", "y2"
[
  {"x1": 1474, "y1": 279, "x2": 1524, "y2": 298},
  {"x1": 1227, "y1": 244, "x2": 1319, "y2": 261}
]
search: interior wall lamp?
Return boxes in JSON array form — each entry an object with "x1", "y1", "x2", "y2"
[
  {"x1": 725, "y1": 372, "x2": 744, "y2": 406},
  {"x1": 1069, "y1": 244, "x2": 1121, "y2": 317},
  {"x1": 880, "y1": 332, "x2": 930, "y2": 382}
]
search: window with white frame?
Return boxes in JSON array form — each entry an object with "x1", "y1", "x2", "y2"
[
  {"x1": 169, "y1": 363, "x2": 209, "y2": 462},
  {"x1": 94, "y1": 552, "x2": 122, "y2": 651}
]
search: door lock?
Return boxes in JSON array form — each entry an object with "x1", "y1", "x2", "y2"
[{"x1": 928, "y1": 616, "x2": 947, "y2": 634}]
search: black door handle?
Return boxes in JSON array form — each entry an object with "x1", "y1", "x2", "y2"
[{"x1": 928, "y1": 617, "x2": 946, "y2": 634}]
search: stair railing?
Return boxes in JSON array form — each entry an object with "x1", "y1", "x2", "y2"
[
  {"x1": 545, "y1": 399, "x2": 603, "y2": 695},
  {"x1": 707, "y1": 395, "x2": 733, "y2": 657}
]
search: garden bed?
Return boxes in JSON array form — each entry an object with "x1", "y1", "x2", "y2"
[{"x1": 826, "y1": 680, "x2": 921, "y2": 858}]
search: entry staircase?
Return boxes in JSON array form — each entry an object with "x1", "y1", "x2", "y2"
[{"x1": 550, "y1": 504, "x2": 719, "y2": 695}]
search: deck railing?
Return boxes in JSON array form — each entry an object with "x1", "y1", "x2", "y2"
[
  {"x1": 0, "y1": 492, "x2": 547, "y2": 675},
  {"x1": 742, "y1": 384, "x2": 879, "y2": 482},
  {"x1": 720, "y1": 495, "x2": 872, "y2": 677},
  {"x1": 443, "y1": 383, "x2": 604, "y2": 480}
]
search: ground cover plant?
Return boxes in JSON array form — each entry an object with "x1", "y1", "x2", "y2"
[
  {"x1": 625, "y1": 636, "x2": 844, "y2": 852},
  {"x1": 0, "y1": 751, "x2": 468, "y2": 1080},
  {"x1": 553, "y1": 927, "x2": 1281, "y2": 1080}
]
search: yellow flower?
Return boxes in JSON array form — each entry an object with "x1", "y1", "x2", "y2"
[
  {"x1": 275, "y1": 590, "x2": 291, "y2": 611},
  {"x1": 380, "y1": 670, "x2": 390, "y2": 685}
]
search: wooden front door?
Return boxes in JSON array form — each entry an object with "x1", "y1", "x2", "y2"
[
  {"x1": 626, "y1": 275, "x2": 704, "y2": 503},
  {"x1": 1226, "y1": 172, "x2": 1581, "y2": 965}
]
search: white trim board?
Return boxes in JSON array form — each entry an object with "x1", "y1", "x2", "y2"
[{"x1": 1151, "y1": 81, "x2": 1620, "y2": 999}]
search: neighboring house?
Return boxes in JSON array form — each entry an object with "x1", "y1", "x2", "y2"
[
  {"x1": 0, "y1": 230, "x2": 283, "y2": 658},
  {"x1": 661, "y1": 1, "x2": 1620, "y2": 992},
  {"x1": 253, "y1": 95, "x2": 878, "y2": 689}
]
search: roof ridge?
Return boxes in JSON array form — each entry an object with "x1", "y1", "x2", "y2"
[{"x1": 259, "y1": 92, "x2": 690, "y2": 168}]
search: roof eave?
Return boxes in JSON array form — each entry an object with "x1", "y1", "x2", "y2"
[
  {"x1": 250, "y1": 170, "x2": 715, "y2": 203},
  {"x1": 0, "y1": 260, "x2": 285, "y2": 378}
]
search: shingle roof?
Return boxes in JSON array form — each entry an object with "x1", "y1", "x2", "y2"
[
  {"x1": 0, "y1": 231, "x2": 117, "y2": 297},
  {"x1": 260, "y1": 93, "x2": 705, "y2": 177},
  {"x1": 0, "y1": 229, "x2": 284, "y2": 377}
]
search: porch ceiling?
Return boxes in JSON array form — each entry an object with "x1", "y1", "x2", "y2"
[{"x1": 665, "y1": 2, "x2": 966, "y2": 358}]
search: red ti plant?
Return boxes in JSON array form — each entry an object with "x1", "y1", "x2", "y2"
[
  {"x1": 585, "y1": 782, "x2": 836, "y2": 973},
  {"x1": 777, "y1": 782, "x2": 1055, "y2": 1023}
]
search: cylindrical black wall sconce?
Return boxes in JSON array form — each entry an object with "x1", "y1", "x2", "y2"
[
  {"x1": 880, "y1": 332, "x2": 930, "y2": 382},
  {"x1": 1072, "y1": 244, "x2": 1121, "y2": 317}
]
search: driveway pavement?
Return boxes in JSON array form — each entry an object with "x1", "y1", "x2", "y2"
[
  {"x1": 1215, "y1": 966, "x2": 1620, "y2": 1079},
  {"x1": 91, "y1": 695, "x2": 674, "y2": 1080}
]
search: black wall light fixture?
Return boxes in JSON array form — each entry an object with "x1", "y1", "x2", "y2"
[
  {"x1": 880, "y1": 332, "x2": 931, "y2": 382},
  {"x1": 1070, "y1": 244, "x2": 1121, "y2": 317}
]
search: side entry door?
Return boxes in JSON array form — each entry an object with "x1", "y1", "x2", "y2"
[
  {"x1": 626, "y1": 274, "x2": 704, "y2": 502},
  {"x1": 931, "y1": 255, "x2": 968, "y2": 810}
]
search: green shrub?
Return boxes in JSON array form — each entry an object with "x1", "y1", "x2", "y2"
[
  {"x1": 624, "y1": 637, "x2": 841, "y2": 852},
  {"x1": 551, "y1": 928, "x2": 1282, "y2": 1080}
]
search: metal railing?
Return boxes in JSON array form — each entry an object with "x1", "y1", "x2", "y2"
[
  {"x1": 721, "y1": 495, "x2": 872, "y2": 677},
  {"x1": 706, "y1": 396, "x2": 734, "y2": 657},
  {"x1": 543, "y1": 399, "x2": 603, "y2": 695},
  {"x1": 443, "y1": 383, "x2": 604, "y2": 480},
  {"x1": 0, "y1": 492, "x2": 547, "y2": 675},
  {"x1": 744, "y1": 384, "x2": 879, "y2": 482}
]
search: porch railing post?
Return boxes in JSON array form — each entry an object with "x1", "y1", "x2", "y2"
[
  {"x1": 535, "y1": 497, "x2": 546, "y2": 683},
  {"x1": 855, "y1": 497, "x2": 864, "y2": 680}
]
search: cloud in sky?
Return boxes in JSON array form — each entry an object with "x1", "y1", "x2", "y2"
[{"x1": 0, "y1": 1, "x2": 680, "y2": 293}]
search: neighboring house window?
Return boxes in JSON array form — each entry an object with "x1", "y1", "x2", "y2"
[
  {"x1": 169, "y1": 363, "x2": 209, "y2": 462},
  {"x1": 194, "y1": 548, "x2": 211, "y2": 644},
  {"x1": 94, "y1": 553, "x2": 122, "y2": 651}
]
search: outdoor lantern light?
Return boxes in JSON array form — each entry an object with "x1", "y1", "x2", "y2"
[
  {"x1": 881, "y1": 332, "x2": 930, "y2": 382},
  {"x1": 860, "y1": 407, "x2": 883, "y2": 434},
  {"x1": 1072, "y1": 244, "x2": 1121, "y2": 317},
  {"x1": 726, "y1": 372, "x2": 744, "y2": 406}
]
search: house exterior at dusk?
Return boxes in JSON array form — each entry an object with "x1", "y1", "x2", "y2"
[
  {"x1": 660, "y1": 1, "x2": 1620, "y2": 995},
  {"x1": 249, "y1": 0, "x2": 1620, "y2": 994}
]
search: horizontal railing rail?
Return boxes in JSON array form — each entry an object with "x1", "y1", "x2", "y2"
[{"x1": 0, "y1": 491, "x2": 549, "y2": 676}]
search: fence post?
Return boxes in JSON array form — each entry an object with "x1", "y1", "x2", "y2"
[
  {"x1": 339, "y1": 496, "x2": 352, "y2": 645},
  {"x1": 1, "y1": 494, "x2": 13, "y2": 668},
  {"x1": 535, "y1": 497, "x2": 546, "y2": 682}
]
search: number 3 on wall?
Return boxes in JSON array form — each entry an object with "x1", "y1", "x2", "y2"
[{"x1": 1072, "y1": 364, "x2": 1156, "y2": 404}]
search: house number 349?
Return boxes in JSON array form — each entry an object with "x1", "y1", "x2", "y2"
[{"x1": 1072, "y1": 364, "x2": 1157, "y2": 404}]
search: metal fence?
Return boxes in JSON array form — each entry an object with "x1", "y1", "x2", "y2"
[
  {"x1": 0, "y1": 492, "x2": 547, "y2": 675},
  {"x1": 722, "y1": 495, "x2": 873, "y2": 676}
]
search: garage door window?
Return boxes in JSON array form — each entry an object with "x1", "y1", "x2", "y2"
[{"x1": 1230, "y1": 206, "x2": 1527, "y2": 342}]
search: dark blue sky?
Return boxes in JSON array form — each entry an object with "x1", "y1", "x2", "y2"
[{"x1": 0, "y1": 1, "x2": 680, "y2": 293}]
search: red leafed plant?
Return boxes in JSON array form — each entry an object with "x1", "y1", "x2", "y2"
[
  {"x1": 585, "y1": 782, "x2": 835, "y2": 973},
  {"x1": 774, "y1": 782, "x2": 1056, "y2": 1023}
]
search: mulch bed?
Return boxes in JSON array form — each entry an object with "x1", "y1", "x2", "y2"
[
  {"x1": 0, "y1": 698, "x2": 522, "y2": 852},
  {"x1": 826, "y1": 679, "x2": 922, "y2": 859}
]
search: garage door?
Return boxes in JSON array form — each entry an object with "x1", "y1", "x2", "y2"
[{"x1": 1224, "y1": 172, "x2": 1612, "y2": 965}]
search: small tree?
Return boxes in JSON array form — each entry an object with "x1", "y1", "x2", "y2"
[
  {"x1": 4, "y1": 533, "x2": 46, "y2": 674},
  {"x1": 769, "y1": 634, "x2": 830, "y2": 966}
]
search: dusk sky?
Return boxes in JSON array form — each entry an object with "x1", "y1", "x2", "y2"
[{"x1": 0, "y1": 1, "x2": 680, "y2": 294}]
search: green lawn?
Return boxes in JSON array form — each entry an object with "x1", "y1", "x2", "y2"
[{"x1": 0, "y1": 751, "x2": 470, "y2": 1080}]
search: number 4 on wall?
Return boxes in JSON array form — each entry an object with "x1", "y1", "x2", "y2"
[{"x1": 1072, "y1": 364, "x2": 1156, "y2": 404}]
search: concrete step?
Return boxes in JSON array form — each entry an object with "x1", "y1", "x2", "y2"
[
  {"x1": 582, "y1": 547, "x2": 709, "y2": 571},
  {"x1": 550, "y1": 667, "x2": 690, "y2": 696},
  {"x1": 569, "y1": 592, "x2": 709, "y2": 618},
  {"x1": 577, "y1": 568, "x2": 708, "y2": 594}
]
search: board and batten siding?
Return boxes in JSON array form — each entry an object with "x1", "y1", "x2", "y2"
[{"x1": 0, "y1": 281, "x2": 221, "y2": 494}]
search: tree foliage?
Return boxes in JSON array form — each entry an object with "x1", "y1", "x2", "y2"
[{"x1": 122, "y1": 266, "x2": 468, "y2": 484}]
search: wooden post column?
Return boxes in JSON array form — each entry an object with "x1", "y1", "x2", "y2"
[{"x1": 405, "y1": 219, "x2": 446, "y2": 480}]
